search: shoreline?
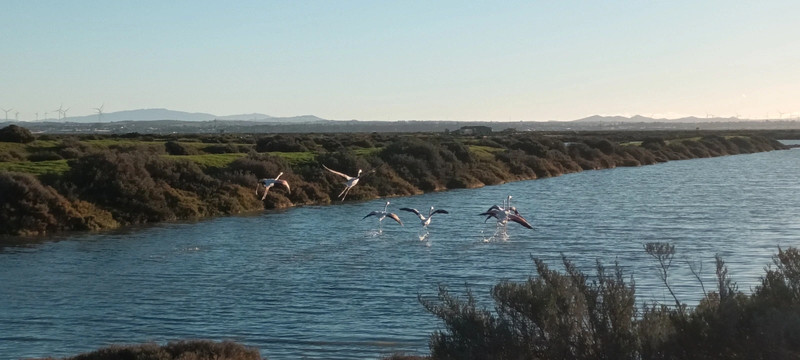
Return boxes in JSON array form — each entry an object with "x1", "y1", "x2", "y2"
[{"x1": 0, "y1": 129, "x2": 790, "y2": 237}]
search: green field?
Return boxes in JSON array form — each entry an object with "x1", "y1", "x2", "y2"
[{"x1": 0, "y1": 159, "x2": 70, "y2": 175}]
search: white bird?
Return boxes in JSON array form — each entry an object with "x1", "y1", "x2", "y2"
[
  {"x1": 323, "y1": 165, "x2": 373, "y2": 201},
  {"x1": 480, "y1": 195, "x2": 534, "y2": 229},
  {"x1": 256, "y1": 172, "x2": 291, "y2": 200},
  {"x1": 363, "y1": 201, "x2": 403, "y2": 226},
  {"x1": 400, "y1": 206, "x2": 449, "y2": 228},
  {"x1": 481, "y1": 195, "x2": 514, "y2": 222}
]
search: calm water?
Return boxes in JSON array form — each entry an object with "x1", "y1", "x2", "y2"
[{"x1": 2, "y1": 149, "x2": 799, "y2": 360}]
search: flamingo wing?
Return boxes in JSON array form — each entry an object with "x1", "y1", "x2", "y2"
[
  {"x1": 276, "y1": 179, "x2": 290, "y2": 192},
  {"x1": 508, "y1": 214, "x2": 534, "y2": 229},
  {"x1": 386, "y1": 213, "x2": 403, "y2": 225},
  {"x1": 431, "y1": 209, "x2": 449, "y2": 216},
  {"x1": 399, "y1": 207, "x2": 423, "y2": 219},
  {"x1": 322, "y1": 165, "x2": 353, "y2": 180},
  {"x1": 479, "y1": 211, "x2": 499, "y2": 222},
  {"x1": 485, "y1": 204, "x2": 502, "y2": 212},
  {"x1": 362, "y1": 211, "x2": 380, "y2": 220}
]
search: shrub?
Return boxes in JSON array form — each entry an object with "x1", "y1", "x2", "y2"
[
  {"x1": 422, "y1": 256, "x2": 638, "y2": 360},
  {"x1": 226, "y1": 153, "x2": 291, "y2": 182},
  {"x1": 164, "y1": 140, "x2": 199, "y2": 155},
  {"x1": 587, "y1": 138, "x2": 618, "y2": 155},
  {"x1": 0, "y1": 150, "x2": 25, "y2": 161},
  {"x1": 0, "y1": 171, "x2": 117, "y2": 235},
  {"x1": 421, "y1": 246, "x2": 800, "y2": 360},
  {"x1": 256, "y1": 135, "x2": 309, "y2": 152},
  {"x1": 510, "y1": 137, "x2": 548, "y2": 157},
  {"x1": 203, "y1": 143, "x2": 240, "y2": 154},
  {"x1": 641, "y1": 137, "x2": 666, "y2": 150},
  {"x1": 379, "y1": 137, "x2": 450, "y2": 191},
  {"x1": 64, "y1": 152, "x2": 176, "y2": 224},
  {"x1": 59, "y1": 340, "x2": 263, "y2": 360},
  {"x1": 0, "y1": 124, "x2": 35, "y2": 143},
  {"x1": 28, "y1": 151, "x2": 64, "y2": 162}
]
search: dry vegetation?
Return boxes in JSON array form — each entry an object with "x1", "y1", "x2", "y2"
[
  {"x1": 35, "y1": 340, "x2": 263, "y2": 360},
  {"x1": 412, "y1": 246, "x2": 800, "y2": 360},
  {"x1": 0, "y1": 126, "x2": 788, "y2": 236}
]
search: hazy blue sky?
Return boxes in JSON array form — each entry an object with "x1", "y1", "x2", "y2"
[{"x1": 2, "y1": 1, "x2": 799, "y2": 121}]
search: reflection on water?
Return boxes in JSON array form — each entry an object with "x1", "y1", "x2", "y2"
[{"x1": 1, "y1": 150, "x2": 799, "y2": 359}]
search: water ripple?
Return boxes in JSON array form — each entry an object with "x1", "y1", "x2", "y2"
[{"x1": 1, "y1": 150, "x2": 799, "y2": 359}]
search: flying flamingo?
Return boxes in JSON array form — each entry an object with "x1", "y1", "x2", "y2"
[
  {"x1": 322, "y1": 165, "x2": 373, "y2": 201},
  {"x1": 400, "y1": 206, "x2": 449, "y2": 229},
  {"x1": 480, "y1": 195, "x2": 534, "y2": 229},
  {"x1": 256, "y1": 172, "x2": 291, "y2": 200},
  {"x1": 481, "y1": 195, "x2": 516, "y2": 222},
  {"x1": 363, "y1": 201, "x2": 403, "y2": 232}
]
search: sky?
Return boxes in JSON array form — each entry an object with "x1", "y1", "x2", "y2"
[{"x1": 2, "y1": 1, "x2": 799, "y2": 122}]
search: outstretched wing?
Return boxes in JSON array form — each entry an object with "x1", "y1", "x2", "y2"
[
  {"x1": 508, "y1": 214, "x2": 534, "y2": 229},
  {"x1": 431, "y1": 209, "x2": 449, "y2": 216},
  {"x1": 276, "y1": 179, "x2": 290, "y2": 192},
  {"x1": 479, "y1": 211, "x2": 499, "y2": 222},
  {"x1": 485, "y1": 204, "x2": 502, "y2": 212},
  {"x1": 362, "y1": 211, "x2": 380, "y2": 220},
  {"x1": 399, "y1": 207, "x2": 424, "y2": 220},
  {"x1": 386, "y1": 213, "x2": 403, "y2": 225},
  {"x1": 322, "y1": 165, "x2": 352, "y2": 180}
]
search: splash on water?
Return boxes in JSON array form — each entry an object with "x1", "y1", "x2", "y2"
[
  {"x1": 482, "y1": 223, "x2": 511, "y2": 242},
  {"x1": 365, "y1": 229, "x2": 383, "y2": 237},
  {"x1": 417, "y1": 231, "x2": 429, "y2": 242}
]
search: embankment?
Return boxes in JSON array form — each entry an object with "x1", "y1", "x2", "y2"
[{"x1": 0, "y1": 130, "x2": 788, "y2": 236}]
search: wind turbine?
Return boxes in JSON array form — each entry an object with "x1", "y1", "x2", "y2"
[
  {"x1": 1, "y1": 108, "x2": 13, "y2": 121},
  {"x1": 14, "y1": 111, "x2": 19, "y2": 121},
  {"x1": 35, "y1": 112, "x2": 39, "y2": 121},
  {"x1": 53, "y1": 105, "x2": 64, "y2": 121},
  {"x1": 62, "y1": 107, "x2": 70, "y2": 121},
  {"x1": 93, "y1": 104, "x2": 104, "y2": 122}
]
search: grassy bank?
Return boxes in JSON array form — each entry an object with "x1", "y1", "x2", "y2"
[{"x1": 0, "y1": 127, "x2": 789, "y2": 235}]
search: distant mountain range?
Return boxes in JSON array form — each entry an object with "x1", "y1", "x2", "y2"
[
  {"x1": 50, "y1": 109, "x2": 775, "y2": 124},
  {"x1": 54, "y1": 108, "x2": 328, "y2": 123}
]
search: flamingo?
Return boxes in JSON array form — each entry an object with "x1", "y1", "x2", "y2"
[
  {"x1": 363, "y1": 201, "x2": 403, "y2": 230},
  {"x1": 399, "y1": 206, "x2": 449, "y2": 229},
  {"x1": 322, "y1": 165, "x2": 373, "y2": 201},
  {"x1": 480, "y1": 195, "x2": 534, "y2": 229},
  {"x1": 256, "y1": 172, "x2": 291, "y2": 200},
  {"x1": 481, "y1": 195, "x2": 514, "y2": 222}
]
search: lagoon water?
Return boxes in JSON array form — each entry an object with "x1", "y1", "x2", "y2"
[{"x1": 2, "y1": 148, "x2": 799, "y2": 359}]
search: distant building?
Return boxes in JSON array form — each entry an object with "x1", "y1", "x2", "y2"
[{"x1": 453, "y1": 125, "x2": 492, "y2": 136}]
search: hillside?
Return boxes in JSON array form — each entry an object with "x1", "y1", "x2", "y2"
[{"x1": 48, "y1": 108, "x2": 327, "y2": 123}]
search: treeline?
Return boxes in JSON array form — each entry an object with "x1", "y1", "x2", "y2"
[{"x1": 0, "y1": 127, "x2": 788, "y2": 235}]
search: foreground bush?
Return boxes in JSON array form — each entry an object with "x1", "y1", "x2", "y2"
[
  {"x1": 41, "y1": 340, "x2": 263, "y2": 360},
  {"x1": 421, "y1": 247, "x2": 800, "y2": 360}
]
